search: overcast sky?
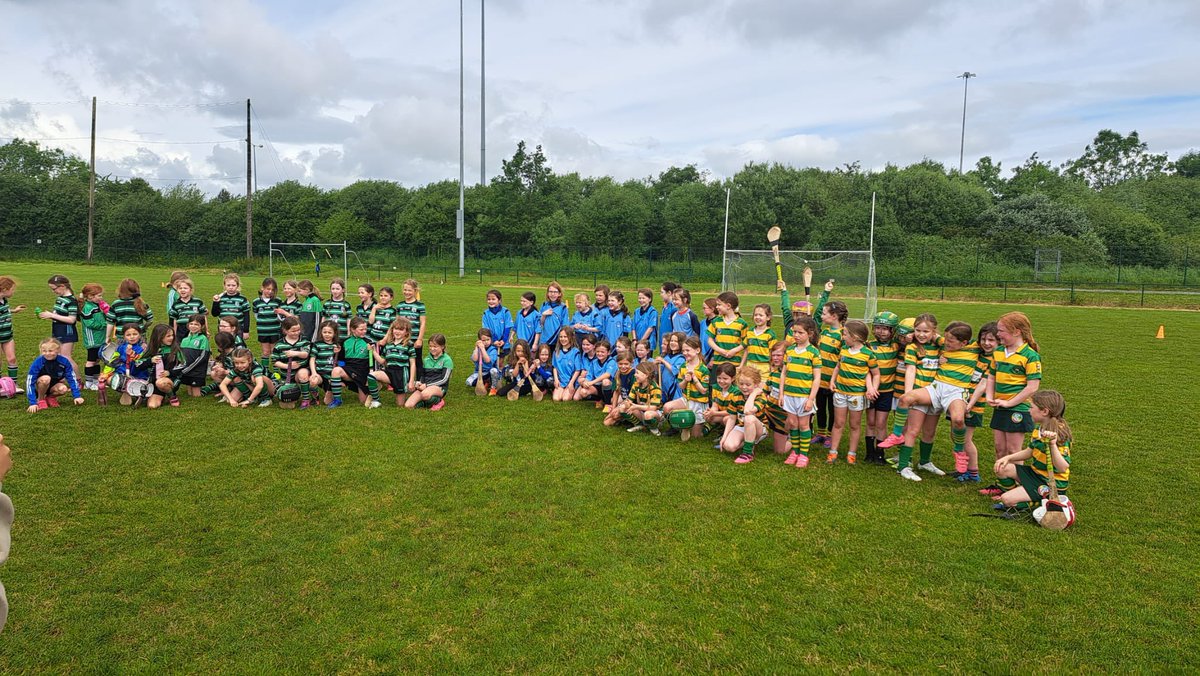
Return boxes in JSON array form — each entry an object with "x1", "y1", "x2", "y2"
[{"x1": 2, "y1": 0, "x2": 1199, "y2": 194}]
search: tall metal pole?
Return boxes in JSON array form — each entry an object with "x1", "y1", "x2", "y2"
[
  {"x1": 246, "y1": 98, "x2": 253, "y2": 259},
  {"x1": 457, "y1": 0, "x2": 466, "y2": 277},
  {"x1": 720, "y1": 186, "x2": 731, "y2": 290},
  {"x1": 480, "y1": 0, "x2": 486, "y2": 186},
  {"x1": 87, "y1": 96, "x2": 96, "y2": 261},
  {"x1": 957, "y1": 71, "x2": 975, "y2": 174}
]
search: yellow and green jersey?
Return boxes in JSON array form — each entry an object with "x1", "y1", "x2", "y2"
[
  {"x1": 904, "y1": 336, "x2": 943, "y2": 391},
  {"x1": 707, "y1": 315, "x2": 749, "y2": 364},
  {"x1": 679, "y1": 361, "x2": 711, "y2": 403},
  {"x1": 1030, "y1": 426, "x2": 1070, "y2": 491},
  {"x1": 712, "y1": 385, "x2": 745, "y2": 415},
  {"x1": 969, "y1": 353, "x2": 990, "y2": 416},
  {"x1": 743, "y1": 327, "x2": 777, "y2": 366},
  {"x1": 816, "y1": 324, "x2": 843, "y2": 389},
  {"x1": 990, "y1": 343, "x2": 1042, "y2": 412},
  {"x1": 869, "y1": 338, "x2": 900, "y2": 393},
  {"x1": 834, "y1": 345, "x2": 878, "y2": 395},
  {"x1": 783, "y1": 344, "x2": 820, "y2": 397},
  {"x1": 630, "y1": 381, "x2": 662, "y2": 409},
  {"x1": 935, "y1": 342, "x2": 981, "y2": 389}
]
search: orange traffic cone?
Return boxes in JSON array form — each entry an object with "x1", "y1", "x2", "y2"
[{"x1": 1156, "y1": 325, "x2": 1165, "y2": 339}]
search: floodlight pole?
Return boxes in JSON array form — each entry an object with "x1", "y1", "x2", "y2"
[
  {"x1": 720, "y1": 186, "x2": 731, "y2": 290},
  {"x1": 246, "y1": 98, "x2": 253, "y2": 259},
  {"x1": 480, "y1": 0, "x2": 486, "y2": 186},
  {"x1": 457, "y1": 0, "x2": 466, "y2": 277},
  {"x1": 957, "y1": 72, "x2": 975, "y2": 174}
]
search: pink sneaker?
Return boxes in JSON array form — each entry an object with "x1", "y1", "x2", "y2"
[
  {"x1": 46, "y1": 396, "x2": 60, "y2": 408},
  {"x1": 796, "y1": 453, "x2": 810, "y2": 468},
  {"x1": 169, "y1": 397, "x2": 180, "y2": 407},
  {"x1": 300, "y1": 400, "x2": 310, "y2": 410},
  {"x1": 954, "y1": 451, "x2": 969, "y2": 474},
  {"x1": 784, "y1": 452, "x2": 800, "y2": 466},
  {"x1": 822, "y1": 436, "x2": 833, "y2": 449},
  {"x1": 877, "y1": 433, "x2": 904, "y2": 449},
  {"x1": 734, "y1": 453, "x2": 754, "y2": 464},
  {"x1": 429, "y1": 399, "x2": 446, "y2": 411}
]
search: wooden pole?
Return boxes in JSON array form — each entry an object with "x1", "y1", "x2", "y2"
[
  {"x1": 245, "y1": 98, "x2": 253, "y2": 259},
  {"x1": 87, "y1": 96, "x2": 96, "y2": 261}
]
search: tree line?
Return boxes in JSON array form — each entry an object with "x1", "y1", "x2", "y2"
[{"x1": 2, "y1": 131, "x2": 1198, "y2": 269}]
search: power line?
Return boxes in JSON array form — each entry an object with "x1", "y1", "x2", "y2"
[
  {"x1": 250, "y1": 103, "x2": 297, "y2": 184},
  {"x1": 108, "y1": 174, "x2": 245, "y2": 182},
  {"x1": 0, "y1": 136, "x2": 91, "y2": 143},
  {"x1": 98, "y1": 99, "x2": 244, "y2": 109},
  {"x1": 0, "y1": 99, "x2": 88, "y2": 107},
  {"x1": 97, "y1": 136, "x2": 242, "y2": 145}
]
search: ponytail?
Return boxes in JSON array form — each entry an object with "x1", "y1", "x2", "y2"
[{"x1": 999, "y1": 311, "x2": 1038, "y2": 353}]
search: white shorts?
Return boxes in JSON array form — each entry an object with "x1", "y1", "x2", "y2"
[
  {"x1": 833, "y1": 392, "x2": 866, "y2": 412},
  {"x1": 928, "y1": 380, "x2": 968, "y2": 414},
  {"x1": 782, "y1": 395, "x2": 816, "y2": 417},
  {"x1": 733, "y1": 424, "x2": 769, "y2": 444},
  {"x1": 687, "y1": 400, "x2": 708, "y2": 417}
]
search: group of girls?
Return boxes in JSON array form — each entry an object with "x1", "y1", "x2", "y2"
[{"x1": 5, "y1": 272, "x2": 453, "y2": 413}]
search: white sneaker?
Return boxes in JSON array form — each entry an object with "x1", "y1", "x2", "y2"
[
  {"x1": 13, "y1": 387, "x2": 23, "y2": 395},
  {"x1": 368, "y1": 400, "x2": 382, "y2": 409},
  {"x1": 680, "y1": 428, "x2": 692, "y2": 442},
  {"x1": 919, "y1": 461, "x2": 946, "y2": 476},
  {"x1": 215, "y1": 395, "x2": 227, "y2": 403},
  {"x1": 899, "y1": 467, "x2": 922, "y2": 482},
  {"x1": 626, "y1": 425, "x2": 644, "y2": 433},
  {"x1": 649, "y1": 427, "x2": 662, "y2": 437},
  {"x1": 258, "y1": 398, "x2": 272, "y2": 408}
]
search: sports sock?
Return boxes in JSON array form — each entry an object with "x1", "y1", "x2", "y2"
[
  {"x1": 367, "y1": 375, "x2": 380, "y2": 401},
  {"x1": 898, "y1": 444, "x2": 914, "y2": 470},
  {"x1": 259, "y1": 357, "x2": 269, "y2": 371},
  {"x1": 793, "y1": 428, "x2": 812, "y2": 457},
  {"x1": 85, "y1": 363, "x2": 100, "y2": 377},
  {"x1": 7, "y1": 364, "x2": 17, "y2": 379},
  {"x1": 865, "y1": 435, "x2": 877, "y2": 459},
  {"x1": 998, "y1": 477, "x2": 1017, "y2": 490},
  {"x1": 891, "y1": 407, "x2": 908, "y2": 436},
  {"x1": 919, "y1": 441, "x2": 934, "y2": 464},
  {"x1": 330, "y1": 376, "x2": 343, "y2": 397},
  {"x1": 300, "y1": 382, "x2": 310, "y2": 399},
  {"x1": 200, "y1": 382, "x2": 219, "y2": 396},
  {"x1": 742, "y1": 440, "x2": 755, "y2": 455},
  {"x1": 951, "y1": 425, "x2": 966, "y2": 453}
]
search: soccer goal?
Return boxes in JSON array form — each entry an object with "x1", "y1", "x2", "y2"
[
  {"x1": 268, "y1": 241, "x2": 349, "y2": 281},
  {"x1": 722, "y1": 249, "x2": 877, "y2": 320}
]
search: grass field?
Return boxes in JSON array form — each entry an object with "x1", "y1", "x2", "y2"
[{"x1": 0, "y1": 261, "x2": 1196, "y2": 672}]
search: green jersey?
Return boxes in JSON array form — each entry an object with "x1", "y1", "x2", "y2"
[
  {"x1": 225, "y1": 361, "x2": 266, "y2": 385},
  {"x1": 395, "y1": 299, "x2": 426, "y2": 336},
  {"x1": 310, "y1": 340, "x2": 339, "y2": 374},
  {"x1": 80, "y1": 301, "x2": 108, "y2": 348},
  {"x1": 52, "y1": 294, "x2": 79, "y2": 329},
  {"x1": 270, "y1": 337, "x2": 311, "y2": 372},
  {"x1": 252, "y1": 296, "x2": 282, "y2": 339},
  {"x1": 169, "y1": 297, "x2": 207, "y2": 329},
  {"x1": 180, "y1": 333, "x2": 209, "y2": 351},
  {"x1": 0, "y1": 298, "x2": 13, "y2": 342},
  {"x1": 324, "y1": 299, "x2": 352, "y2": 337},
  {"x1": 380, "y1": 341, "x2": 415, "y2": 368},
  {"x1": 212, "y1": 293, "x2": 251, "y2": 333},
  {"x1": 278, "y1": 297, "x2": 302, "y2": 317},
  {"x1": 368, "y1": 305, "x2": 397, "y2": 343},
  {"x1": 106, "y1": 297, "x2": 153, "y2": 332},
  {"x1": 342, "y1": 336, "x2": 370, "y2": 360}
]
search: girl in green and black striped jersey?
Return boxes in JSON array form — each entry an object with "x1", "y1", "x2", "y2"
[
  {"x1": 277, "y1": 280, "x2": 302, "y2": 320},
  {"x1": 355, "y1": 283, "x2": 376, "y2": 324},
  {"x1": 0, "y1": 276, "x2": 29, "y2": 384},
  {"x1": 324, "y1": 278, "x2": 352, "y2": 339},
  {"x1": 370, "y1": 317, "x2": 416, "y2": 407},
  {"x1": 367, "y1": 287, "x2": 397, "y2": 345},
  {"x1": 210, "y1": 272, "x2": 251, "y2": 339},
  {"x1": 41, "y1": 275, "x2": 80, "y2": 370},
  {"x1": 296, "y1": 280, "x2": 325, "y2": 342},
  {"x1": 328, "y1": 316, "x2": 372, "y2": 408},
  {"x1": 271, "y1": 316, "x2": 314, "y2": 408},
  {"x1": 178, "y1": 314, "x2": 211, "y2": 398},
  {"x1": 216, "y1": 316, "x2": 247, "y2": 352},
  {"x1": 307, "y1": 320, "x2": 341, "y2": 406},
  {"x1": 168, "y1": 277, "x2": 206, "y2": 340},
  {"x1": 106, "y1": 278, "x2": 154, "y2": 343},
  {"x1": 164, "y1": 271, "x2": 188, "y2": 311},
  {"x1": 201, "y1": 331, "x2": 239, "y2": 398},
  {"x1": 141, "y1": 323, "x2": 183, "y2": 409},
  {"x1": 78, "y1": 283, "x2": 108, "y2": 390},
  {"x1": 396, "y1": 279, "x2": 427, "y2": 375},
  {"x1": 251, "y1": 278, "x2": 281, "y2": 370}
]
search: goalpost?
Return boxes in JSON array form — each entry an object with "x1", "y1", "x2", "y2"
[
  {"x1": 269, "y1": 241, "x2": 349, "y2": 281},
  {"x1": 721, "y1": 194, "x2": 878, "y2": 320}
]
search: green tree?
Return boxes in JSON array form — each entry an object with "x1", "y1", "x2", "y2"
[
  {"x1": 1174, "y1": 150, "x2": 1200, "y2": 179},
  {"x1": 1063, "y1": 129, "x2": 1170, "y2": 189},
  {"x1": 570, "y1": 179, "x2": 653, "y2": 254},
  {"x1": 252, "y1": 181, "x2": 331, "y2": 245},
  {"x1": 968, "y1": 156, "x2": 1005, "y2": 197},
  {"x1": 394, "y1": 180, "x2": 458, "y2": 250},
  {"x1": 662, "y1": 182, "x2": 720, "y2": 250},
  {"x1": 317, "y1": 210, "x2": 374, "y2": 244},
  {"x1": 975, "y1": 193, "x2": 1105, "y2": 265},
  {"x1": 331, "y1": 180, "x2": 409, "y2": 242}
]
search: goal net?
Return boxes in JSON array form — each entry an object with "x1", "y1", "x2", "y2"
[
  {"x1": 722, "y1": 249, "x2": 877, "y2": 320},
  {"x1": 268, "y1": 241, "x2": 349, "y2": 281}
]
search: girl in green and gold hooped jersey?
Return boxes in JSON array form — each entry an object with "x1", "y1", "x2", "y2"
[
  {"x1": 893, "y1": 313, "x2": 944, "y2": 482},
  {"x1": 864, "y1": 311, "x2": 900, "y2": 465},
  {"x1": 992, "y1": 390, "x2": 1070, "y2": 510},
  {"x1": 958, "y1": 322, "x2": 999, "y2": 485},
  {"x1": 985, "y1": 311, "x2": 1042, "y2": 485}
]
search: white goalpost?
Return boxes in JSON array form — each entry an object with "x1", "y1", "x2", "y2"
[
  {"x1": 269, "y1": 241, "x2": 349, "y2": 281},
  {"x1": 721, "y1": 193, "x2": 879, "y2": 320}
]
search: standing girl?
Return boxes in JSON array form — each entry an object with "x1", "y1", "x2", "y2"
[
  {"x1": 826, "y1": 320, "x2": 879, "y2": 465},
  {"x1": 395, "y1": 279, "x2": 427, "y2": 375},
  {"x1": 252, "y1": 278, "x2": 282, "y2": 370},
  {"x1": 106, "y1": 278, "x2": 154, "y2": 343},
  {"x1": 324, "y1": 278, "x2": 353, "y2": 339},
  {"x1": 168, "y1": 277, "x2": 206, "y2": 340},
  {"x1": 481, "y1": 289, "x2": 514, "y2": 357},
  {"x1": 604, "y1": 291, "x2": 632, "y2": 349},
  {"x1": 0, "y1": 277, "x2": 27, "y2": 386},
  {"x1": 812, "y1": 300, "x2": 847, "y2": 450},
  {"x1": 780, "y1": 316, "x2": 822, "y2": 468},
  {"x1": 893, "y1": 314, "x2": 945, "y2": 481},
  {"x1": 211, "y1": 272, "x2": 252, "y2": 339},
  {"x1": 656, "y1": 332, "x2": 685, "y2": 404},
  {"x1": 355, "y1": 283, "x2": 376, "y2": 323},
  {"x1": 864, "y1": 312, "x2": 900, "y2": 464},
  {"x1": 296, "y1": 280, "x2": 325, "y2": 341},
  {"x1": 986, "y1": 311, "x2": 1042, "y2": 462},
  {"x1": 367, "y1": 286, "x2": 397, "y2": 345},
  {"x1": 277, "y1": 280, "x2": 302, "y2": 319},
  {"x1": 538, "y1": 282, "x2": 569, "y2": 349},
  {"x1": 515, "y1": 292, "x2": 540, "y2": 348},
  {"x1": 961, "y1": 322, "x2": 999, "y2": 485},
  {"x1": 42, "y1": 275, "x2": 80, "y2": 370},
  {"x1": 178, "y1": 314, "x2": 211, "y2": 398},
  {"x1": 552, "y1": 329, "x2": 581, "y2": 402},
  {"x1": 570, "y1": 292, "x2": 599, "y2": 344},
  {"x1": 632, "y1": 288, "x2": 659, "y2": 355},
  {"x1": 740, "y1": 303, "x2": 776, "y2": 380},
  {"x1": 78, "y1": 283, "x2": 108, "y2": 391}
]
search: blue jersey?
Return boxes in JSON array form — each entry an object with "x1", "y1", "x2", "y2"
[
  {"x1": 113, "y1": 342, "x2": 150, "y2": 379},
  {"x1": 699, "y1": 316, "x2": 712, "y2": 360},
  {"x1": 553, "y1": 347, "x2": 579, "y2": 387},
  {"x1": 538, "y1": 301, "x2": 569, "y2": 346},
  {"x1": 657, "y1": 301, "x2": 676, "y2": 348},
  {"x1": 632, "y1": 305, "x2": 659, "y2": 348},
  {"x1": 593, "y1": 306, "x2": 613, "y2": 344},
  {"x1": 481, "y1": 306, "x2": 514, "y2": 349},
  {"x1": 603, "y1": 311, "x2": 631, "y2": 348},
  {"x1": 670, "y1": 308, "x2": 702, "y2": 339},
  {"x1": 26, "y1": 355, "x2": 82, "y2": 404},
  {"x1": 587, "y1": 355, "x2": 617, "y2": 388},
  {"x1": 473, "y1": 344, "x2": 499, "y2": 370},
  {"x1": 514, "y1": 308, "x2": 540, "y2": 345},
  {"x1": 571, "y1": 308, "x2": 600, "y2": 344},
  {"x1": 659, "y1": 353, "x2": 685, "y2": 402}
]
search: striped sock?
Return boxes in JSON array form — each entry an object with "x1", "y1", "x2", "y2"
[
  {"x1": 7, "y1": 364, "x2": 17, "y2": 379},
  {"x1": 898, "y1": 444, "x2": 914, "y2": 470},
  {"x1": 742, "y1": 440, "x2": 755, "y2": 455},
  {"x1": 790, "y1": 428, "x2": 801, "y2": 453},
  {"x1": 200, "y1": 382, "x2": 219, "y2": 396},
  {"x1": 919, "y1": 441, "x2": 934, "y2": 464},
  {"x1": 998, "y1": 477, "x2": 1017, "y2": 490},
  {"x1": 951, "y1": 425, "x2": 966, "y2": 452},
  {"x1": 330, "y1": 377, "x2": 343, "y2": 397},
  {"x1": 798, "y1": 429, "x2": 812, "y2": 457},
  {"x1": 300, "y1": 382, "x2": 310, "y2": 399},
  {"x1": 367, "y1": 375, "x2": 380, "y2": 401},
  {"x1": 891, "y1": 407, "x2": 908, "y2": 436},
  {"x1": 259, "y1": 357, "x2": 269, "y2": 371}
]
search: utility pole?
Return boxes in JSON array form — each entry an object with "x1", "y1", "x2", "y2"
[
  {"x1": 246, "y1": 98, "x2": 253, "y2": 259},
  {"x1": 87, "y1": 96, "x2": 96, "y2": 261},
  {"x1": 480, "y1": 0, "x2": 486, "y2": 186},
  {"x1": 458, "y1": 0, "x2": 466, "y2": 277},
  {"x1": 957, "y1": 71, "x2": 976, "y2": 174}
]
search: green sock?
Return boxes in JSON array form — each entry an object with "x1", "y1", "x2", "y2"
[
  {"x1": 998, "y1": 477, "x2": 1017, "y2": 490},
  {"x1": 790, "y1": 428, "x2": 801, "y2": 452},
  {"x1": 259, "y1": 357, "x2": 269, "y2": 371},
  {"x1": 951, "y1": 425, "x2": 966, "y2": 453},
  {"x1": 330, "y1": 377, "x2": 343, "y2": 397},
  {"x1": 891, "y1": 407, "x2": 908, "y2": 436},
  {"x1": 919, "y1": 441, "x2": 933, "y2": 464},
  {"x1": 367, "y1": 375, "x2": 380, "y2": 401},
  {"x1": 6, "y1": 364, "x2": 16, "y2": 379},
  {"x1": 898, "y1": 444, "x2": 914, "y2": 470},
  {"x1": 200, "y1": 382, "x2": 219, "y2": 396},
  {"x1": 742, "y1": 440, "x2": 755, "y2": 455},
  {"x1": 798, "y1": 429, "x2": 812, "y2": 457},
  {"x1": 1014, "y1": 501, "x2": 1032, "y2": 510},
  {"x1": 300, "y1": 382, "x2": 310, "y2": 398}
]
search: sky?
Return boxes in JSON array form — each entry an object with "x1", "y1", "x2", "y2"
[{"x1": 2, "y1": 0, "x2": 1199, "y2": 195}]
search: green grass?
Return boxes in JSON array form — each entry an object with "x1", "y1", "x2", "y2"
[{"x1": 0, "y1": 261, "x2": 1197, "y2": 671}]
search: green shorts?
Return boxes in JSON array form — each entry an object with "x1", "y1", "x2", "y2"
[
  {"x1": 990, "y1": 407, "x2": 1034, "y2": 433},
  {"x1": 1015, "y1": 464, "x2": 1066, "y2": 502},
  {"x1": 964, "y1": 411, "x2": 983, "y2": 428}
]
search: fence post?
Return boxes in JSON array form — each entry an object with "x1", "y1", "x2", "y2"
[
  {"x1": 1070, "y1": 282, "x2": 1075, "y2": 305},
  {"x1": 479, "y1": 268, "x2": 483, "y2": 284},
  {"x1": 1184, "y1": 245, "x2": 1190, "y2": 286},
  {"x1": 940, "y1": 285, "x2": 945, "y2": 300},
  {"x1": 443, "y1": 267, "x2": 447, "y2": 284},
  {"x1": 1003, "y1": 281, "x2": 1007, "y2": 302},
  {"x1": 1141, "y1": 284, "x2": 1145, "y2": 307},
  {"x1": 593, "y1": 271, "x2": 598, "y2": 288}
]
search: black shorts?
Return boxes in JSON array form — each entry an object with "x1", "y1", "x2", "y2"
[
  {"x1": 52, "y1": 323, "x2": 78, "y2": 343},
  {"x1": 315, "y1": 370, "x2": 334, "y2": 392},
  {"x1": 87, "y1": 346, "x2": 101, "y2": 362},
  {"x1": 342, "y1": 360, "x2": 369, "y2": 393},
  {"x1": 385, "y1": 366, "x2": 410, "y2": 393},
  {"x1": 990, "y1": 407, "x2": 1035, "y2": 433},
  {"x1": 258, "y1": 334, "x2": 279, "y2": 345},
  {"x1": 871, "y1": 391, "x2": 894, "y2": 412}
]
